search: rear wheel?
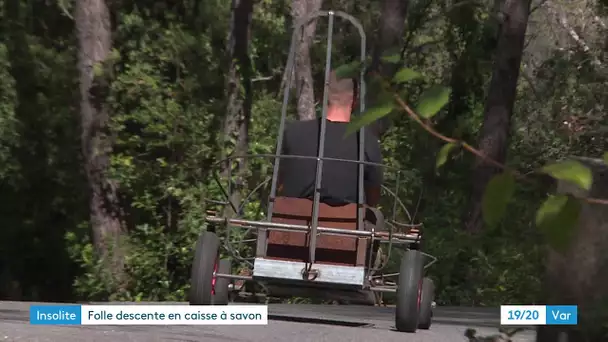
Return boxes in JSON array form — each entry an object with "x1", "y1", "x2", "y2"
[
  {"x1": 189, "y1": 231, "x2": 220, "y2": 305},
  {"x1": 395, "y1": 249, "x2": 423, "y2": 333}
]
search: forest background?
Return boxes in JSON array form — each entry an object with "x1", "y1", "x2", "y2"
[{"x1": 0, "y1": 0, "x2": 607, "y2": 340}]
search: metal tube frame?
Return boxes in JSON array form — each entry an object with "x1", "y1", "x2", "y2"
[
  {"x1": 203, "y1": 10, "x2": 433, "y2": 296},
  {"x1": 263, "y1": 10, "x2": 369, "y2": 265},
  {"x1": 207, "y1": 153, "x2": 421, "y2": 274},
  {"x1": 208, "y1": 216, "x2": 420, "y2": 241}
]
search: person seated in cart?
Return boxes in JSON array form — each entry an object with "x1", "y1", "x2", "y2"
[{"x1": 277, "y1": 70, "x2": 384, "y2": 225}]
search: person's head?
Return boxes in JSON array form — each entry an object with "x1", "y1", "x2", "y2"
[{"x1": 326, "y1": 70, "x2": 356, "y2": 122}]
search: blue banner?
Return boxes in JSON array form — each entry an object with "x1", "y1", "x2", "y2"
[
  {"x1": 546, "y1": 305, "x2": 578, "y2": 325},
  {"x1": 30, "y1": 305, "x2": 82, "y2": 325}
]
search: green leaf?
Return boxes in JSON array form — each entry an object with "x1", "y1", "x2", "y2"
[
  {"x1": 535, "y1": 194, "x2": 580, "y2": 252},
  {"x1": 335, "y1": 61, "x2": 362, "y2": 79},
  {"x1": 541, "y1": 160, "x2": 593, "y2": 191},
  {"x1": 393, "y1": 68, "x2": 422, "y2": 84},
  {"x1": 436, "y1": 142, "x2": 457, "y2": 169},
  {"x1": 344, "y1": 104, "x2": 394, "y2": 136},
  {"x1": 416, "y1": 86, "x2": 451, "y2": 118},
  {"x1": 93, "y1": 62, "x2": 104, "y2": 77},
  {"x1": 381, "y1": 53, "x2": 401, "y2": 64},
  {"x1": 482, "y1": 172, "x2": 516, "y2": 226},
  {"x1": 603, "y1": 152, "x2": 608, "y2": 165}
]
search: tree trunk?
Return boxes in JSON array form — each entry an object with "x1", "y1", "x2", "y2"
[
  {"x1": 222, "y1": 0, "x2": 254, "y2": 217},
  {"x1": 75, "y1": 0, "x2": 125, "y2": 279},
  {"x1": 372, "y1": 0, "x2": 409, "y2": 75},
  {"x1": 291, "y1": 0, "x2": 322, "y2": 121},
  {"x1": 369, "y1": 0, "x2": 409, "y2": 137},
  {"x1": 537, "y1": 158, "x2": 608, "y2": 342},
  {"x1": 464, "y1": 0, "x2": 532, "y2": 233},
  {"x1": 444, "y1": 0, "x2": 495, "y2": 140}
]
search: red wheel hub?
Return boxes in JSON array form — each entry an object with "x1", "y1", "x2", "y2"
[
  {"x1": 211, "y1": 259, "x2": 218, "y2": 295},
  {"x1": 417, "y1": 280, "x2": 422, "y2": 310}
]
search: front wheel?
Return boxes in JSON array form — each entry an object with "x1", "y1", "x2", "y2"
[
  {"x1": 212, "y1": 259, "x2": 232, "y2": 305},
  {"x1": 189, "y1": 231, "x2": 220, "y2": 305},
  {"x1": 418, "y1": 277, "x2": 435, "y2": 329},
  {"x1": 395, "y1": 249, "x2": 423, "y2": 333}
]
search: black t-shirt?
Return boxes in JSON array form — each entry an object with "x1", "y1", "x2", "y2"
[{"x1": 277, "y1": 118, "x2": 383, "y2": 205}]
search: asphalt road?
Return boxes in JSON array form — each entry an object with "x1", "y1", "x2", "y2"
[{"x1": 0, "y1": 301, "x2": 536, "y2": 342}]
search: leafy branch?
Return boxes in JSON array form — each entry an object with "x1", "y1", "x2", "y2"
[{"x1": 336, "y1": 59, "x2": 608, "y2": 252}]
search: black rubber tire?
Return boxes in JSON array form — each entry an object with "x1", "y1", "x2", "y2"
[
  {"x1": 189, "y1": 231, "x2": 220, "y2": 305},
  {"x1": 418, "y1": 277, "x2": 435, "y2": 330},
  {"x1": 212, "y1": 259, "x2": 232, "y2": 305},
  {"x1": 395, "y1": 249, "x2": 423, "y2": 333}
]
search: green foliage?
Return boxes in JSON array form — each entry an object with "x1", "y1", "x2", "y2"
[
  {"x1": 415, "y1": 85, "x2": 451, "y2": 118},
  {"x1": 435, "y1": 142, "x2": 457, "y2": 169},
  {"x1": 392, "y1": 68, "x2": 422, "y2": 84},
  {"x1": 0, "y1": 43, "x2": 18, "y2": 180},
  {"x1": 338, "y1": 61, "x2": 451, "y2": 134},
  {"x1": 345, "y1": 103, "x2": 394, "y2": 136},
  {"x1": 333, "y1": 1, "x2": 606, "y2": 313},
  {"x1": 482, "y1": 172, "x2": 516, "y2": 227},
  {"x1": 334, "y1": 60, "x2": 363, "y2": 79},
  {"x1": 58, "y1": 0, "x2": 282, "y2": 301},
  {"x1": 422, "y1": 187, "x2": 544, "y2": 306},
  {"x1": 0, "y1": 0, "x2": 605, "y2": 320},
  {"x1": 535, "y1": 194, "x2": 580, "y2": 252},
  {"x1": 381, "y1": 53, "x2": 401, "y2": 64},
  {"x1": 541, "y1": 160, "x2": 593, "y2": 191},
  {"x1": 603, "y1": 152, "x2": 608, "y2": 165}
]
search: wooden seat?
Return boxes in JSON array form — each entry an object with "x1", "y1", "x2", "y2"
[{"x1": 267, "y1": 197, "x2": 369, "y2": 266}]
